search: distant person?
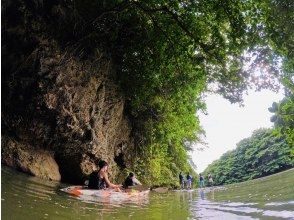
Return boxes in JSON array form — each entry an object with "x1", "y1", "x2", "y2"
[
  {"x1": 199, "y1": 173, "x2": 205, "y2": 188},
  {"x1": 208, "y1": 173, "x2": 214, "y2": 187},
  {"x1": 186, "y1": 173, "x2": 192, "y2": 189},
  {"x1": 88, "y1": 160, "x2": 121, "y2": 191},
  {"x1": 123, "y1": 172, "x2": 142, "y2": 188},
  {"x1": 179, "y1": 172, "x2": 184, "y2": 189}
]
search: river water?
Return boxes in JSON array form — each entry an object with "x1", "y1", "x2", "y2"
[{"x1": 2, "y1": 166, "x2": 294, "y2": 219}]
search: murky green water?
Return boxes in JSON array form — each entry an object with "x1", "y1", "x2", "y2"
[{"x1": 2, "y1": 166, "x2": 294, "y2": 219}]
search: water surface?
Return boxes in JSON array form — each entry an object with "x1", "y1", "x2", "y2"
[{"x1": 2, "y1": 167, "x2": 294, "y2": 219}]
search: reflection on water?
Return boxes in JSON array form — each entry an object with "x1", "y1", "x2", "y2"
[
  {"x1": 194, "y1": 199, "x2": 294, "y2": 219},
  {"x1": 2, "y1": 166, "x2": 294, "y2": 220},
  {"x1": 76, "y1": 192, "x2": 149, "y2": 205},
  {"x1": 194, "y1": 187, "x2": 294, "y2": 219},
  {"x1": 199, "y1": 189, "x2": 205, "y2": 200}
]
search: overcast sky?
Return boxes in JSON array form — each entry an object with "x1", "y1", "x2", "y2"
[{"x1": 191, "y1": 89, "x2": 284, "y2": 173}]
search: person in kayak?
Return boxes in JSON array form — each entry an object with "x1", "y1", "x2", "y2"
[
  {"x1": 123, "y1": 172, "x2": 142, "y2": 188},
  {"x1": 88, "y1": 160, "x2": 121, "y2": 191}
]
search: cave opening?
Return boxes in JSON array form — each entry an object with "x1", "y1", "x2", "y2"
[{"x1": 114, "y1": 153, "x2": 126, "y2": 170}]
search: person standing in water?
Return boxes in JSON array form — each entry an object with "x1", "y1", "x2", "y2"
[
  {"x1": 199, "y1": 173, "x2": 205, "y2": 188},
  {"x1": 208, "y1": 173, "x2": 214, "y2": 187},
  {"x1": 179, "y1": 172, "x2": 184, "y2": 189},
  {"x1": 186, "y1": 173, "x2": 192, "y2": 189},
  {"x1": 88, "y1": 160, "x2": 121, "y2": 191}
]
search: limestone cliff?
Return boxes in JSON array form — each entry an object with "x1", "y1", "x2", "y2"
[{"x1": 2, "y1": 0, "x2": 134, "y2": 183}]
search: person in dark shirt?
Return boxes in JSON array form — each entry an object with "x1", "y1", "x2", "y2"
[
  {"x1": 88, "y1": 160, "x2": 121, "y2": 191},
  {"x1": 179, "y1": 172, "x2": 184, "y2": 189},
  {"x1": 186, "y1": 173, "x2": 192, "y2": 189},
  {"x1": 123, "y1": 172, "x2": 142, "y2": 188},
  {"x1": 88, "y1": 170, "x2": 105, "y2": 189}
]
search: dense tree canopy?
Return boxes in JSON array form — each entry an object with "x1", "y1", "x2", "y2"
[{"x1": 203, "y1": 128, "x2": 294, "y2": 186}]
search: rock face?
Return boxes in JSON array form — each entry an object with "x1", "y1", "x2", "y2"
[
  {"x1": 2, "y1": 0, "x2": 134, "y2": 183},
  {"x1": 2, "y1": 136, "x2": 61, "y2": 181}
]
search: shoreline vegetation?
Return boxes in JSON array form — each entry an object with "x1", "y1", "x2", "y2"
[
  {"x1": 204, "y1": 168, "x2": 294, "y2": 203},
  {"x1": 203, "y1": 128, "x2": 294, "y2": 186},
  {"x1": 152, "y1": 168, "x2": 293, "y2": 200}
]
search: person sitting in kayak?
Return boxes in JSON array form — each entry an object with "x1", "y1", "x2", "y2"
[
  {"x1": 88, "y1": 160, "x2": 121, "y2": 191},
  {"x1": 123, "y1": 172, "x2": 142, "y2": 188}
]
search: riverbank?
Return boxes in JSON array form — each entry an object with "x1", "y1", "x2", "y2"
[{"x1": 204, "y1": 168, "x2": 294, "y2": 204}]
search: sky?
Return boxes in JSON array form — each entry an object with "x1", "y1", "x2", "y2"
[{"x1": 191, "y1": 89, "x2": 284, "y2": 173}]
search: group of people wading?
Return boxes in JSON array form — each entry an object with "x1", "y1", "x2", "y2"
[
  {"x1": 87, "y1": 160, "x2": 141, "y2": 191},
  {"x1": 179, "y1": 172, "x2": 193, "y2": 189},
  {"x1": 179, "y1": 172, "x2": 214, "y2": 189}
]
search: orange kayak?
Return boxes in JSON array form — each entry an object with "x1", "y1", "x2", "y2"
[{"x1": 60, "y1": 186, "x2": 149, "y2": 203}]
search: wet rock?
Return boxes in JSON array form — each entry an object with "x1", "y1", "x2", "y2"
[
  {"x1": 1, "y1": 136, "x2": 61, "y2": 181},
  {"x1": 1, "y1": 0, "x2": 135, "y2": 183}
]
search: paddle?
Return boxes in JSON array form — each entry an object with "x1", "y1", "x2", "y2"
[
  {"x1": 125, "y1": 185, "x2": 169, "y2": 193},
  {"x1": 152, "y1": 187, "x2": 169, "y2": 193},
  {"x1": 127, "y1": 185, "x2": 150, "y2": 191}
]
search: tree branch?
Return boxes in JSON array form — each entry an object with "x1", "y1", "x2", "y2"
[{"x1": 132, "y1": 2, "x2": 221, "y2": 63}]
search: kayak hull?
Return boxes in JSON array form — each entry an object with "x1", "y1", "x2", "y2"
[{"x1": 60, "y1": 186, "x2": 149, "y2": 203}]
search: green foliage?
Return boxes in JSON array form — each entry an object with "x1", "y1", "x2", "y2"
[
  {"x1": 50, "y1": 0, "x2": 294, "y2": 186},
  {"x1": 3, "y1": 0, "x2": 293, "y2": 186},
  {"x1": 203, "y1": 128, "x2": 294, "y2": 185},
  {"x1": 266, "y1": 0, "x2": 294, "y2": 150},
  {"x1": 265, "y1": 0, "x2": 294, "y2": 78},
  {"x1": 206, "y1": 168, "x2": 294, "y2": 204},
  {"x1": 269, "y1": 96, "x2": 294, "y2": 151}
]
